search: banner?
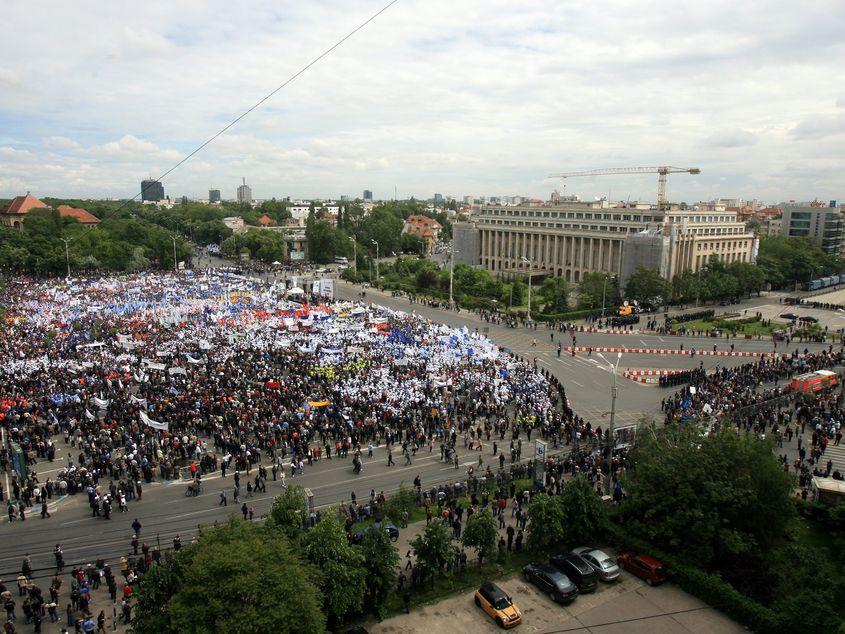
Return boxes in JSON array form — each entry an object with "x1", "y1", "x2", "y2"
[
  {"x1": 93, "y1": 397, "x2": 110, "y2": 409},
  {"x1": 85, "y1": 409, "x2": 95, "y2": 421},
  {"x1": 142, "y1": 360, "x2": 167, "y2": 371},
  {"x1": 168, "y1": 366, "x2": 188, "y2": 376},
  {"x1": 186, "y1": 355, "x2": 203, "y2": 364},
  {"x1": 319, "y1": 278, "x2": 334, "y2": 300},
  {"x1": 139, "y1": 411, "x2": 169, "y2": 431}
]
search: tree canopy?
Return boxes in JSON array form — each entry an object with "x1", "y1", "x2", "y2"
[
  {"x1": 132, "y1": 519, "x2": 325, "y2": 634},
  {"x1": 620, "y1": 423, "x2": 795, "y2": 567}
]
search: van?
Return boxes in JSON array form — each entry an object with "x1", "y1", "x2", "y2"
[{"x1": 549, "y1": 554, "x2": 598, "y2": 593}]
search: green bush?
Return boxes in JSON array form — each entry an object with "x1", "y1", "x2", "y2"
[{"x1": 384, "y1": 483, "x2": 417, "y2": 524}]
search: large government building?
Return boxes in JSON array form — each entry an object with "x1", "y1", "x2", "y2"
[{"x1": 453, "y1": 200, "x2": 758, "y2": 284}]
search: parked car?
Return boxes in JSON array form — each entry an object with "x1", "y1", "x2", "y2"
[
  {"x1": 522, "y1": 562, "x2": 579, "y2": 604},
  {"x1": 799, "y1": 315, "x2": 819, "y2": 323},
  {"x1": 780, "y1": 312, "x2": 798, "y2": 321},
  {"x1": 549, "y1": 554, "x2": 598, "y2": 593},
  {"x1": 570, "y1": 547, "x2": 621, "y2": 582},
  {"x1": 348, "y1": 523, "x2": 399, "y2": 544},
  {"x1": 474, "y1": 582, "x2": 522, "y2": 629},
  {"x1": 616, "y1": 552, "x2": 667, "y2": 586}
]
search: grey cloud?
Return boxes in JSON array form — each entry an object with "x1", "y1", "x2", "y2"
[
  {"x1": 791, "y1": 115, "x2": 845, "y2": 140},
  {"x1": 706, "y1": 129, "x2": 759, "y2": 148}
]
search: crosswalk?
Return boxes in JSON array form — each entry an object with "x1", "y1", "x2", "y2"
[{"x1": 823, "y1": 442, "x2": 845, "y2": 473}]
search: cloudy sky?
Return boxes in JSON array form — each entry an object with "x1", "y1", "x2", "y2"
[{"x1": 1, "y1": 0, "x2": 844, "y2": 204}]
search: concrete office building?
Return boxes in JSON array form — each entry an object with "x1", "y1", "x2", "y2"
[
  {"x1": 363, "y1": 190, "x2": 373, "y2": 202},
  {"x1": 237, "y1": 178, "x2": 252, "y2": 205},
  {"x1": 141, "y1": 179, "x2": 164, "y2": 202},
  {"x1": 209, "y1": 189, "x2": 221, "y2": 204},
  {"x1": 470, "y1": 201, "x2": 756, "y2": 284},
  {"x1": 779, "y1": 202, "x2": 843, "y2": 256}
]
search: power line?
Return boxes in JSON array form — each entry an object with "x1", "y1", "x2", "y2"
[{"x1": 127, "y1": 0, "x2": 401, "y2": 204}]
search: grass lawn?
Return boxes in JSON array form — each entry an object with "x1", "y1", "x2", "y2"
[{"x1": 670, "y1": 317, "x2": 788, "y2": 337}]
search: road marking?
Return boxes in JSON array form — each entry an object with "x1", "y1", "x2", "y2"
[
  {"x1": 571, "y1": 379, "x2": 585, "y2": 387},
  {"x1": 640, "y1": 339, "x2": 647, "y2": 346},
  {"x1": 658, "y1": 337, "x2": 665, "y2": 342}
]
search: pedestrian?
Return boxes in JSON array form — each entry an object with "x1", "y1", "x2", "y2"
[
  {"x1": 241, "y1": 503, "x2": 248, "y2": 520},
  {"x1": 219, "y1": 490, "x2": 227, "y2": 506}
]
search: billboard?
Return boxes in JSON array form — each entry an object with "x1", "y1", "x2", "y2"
[
  {"x1": 319, "y1": 278, "x2": 334, "y2": 300},
  {"x1": 290, "y1": 250, "x2": 305, "y2": 261}
]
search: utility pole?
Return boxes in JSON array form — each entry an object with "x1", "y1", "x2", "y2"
[
  {"x1": 601, "y1": 275, "x2": 607, "y2": 319},
  {"x1": 349, "y1": 237, "x2": 357, "y2": 274},
  {"x1": 171, "y1": 235, "x2": 178, "y2": 272},
  {"x1": 60, "y1": 237, "x2": 72, "y2": 278},
  {"x1": 448, "y1": 247, "x2": 459, "y2": 306},
  {"x1": 598, "y1": 352, "x2": 622, "y2": 496}
]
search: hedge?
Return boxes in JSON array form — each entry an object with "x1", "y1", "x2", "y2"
[{"x1": 603, "y1": 522, "x2": 782, "y2": 633}]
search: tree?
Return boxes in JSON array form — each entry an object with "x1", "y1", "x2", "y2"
[
  {"x1": 536, "y1": 277, "x2": 570, "y2": 314},
  {"x1": 302, "y1": 512, "x2": 365, "y2": 622},
  {"x1": 578, "y1": 272, "x2": 617, "y2": 311},
  {"x1": 623, "y1": 267, "x2": 671, "y2": 305},
  {"x1": 462, "y1": 508, "x2": 498, "y2": 565},
  {"x1": 358, "y1": 526, "x2": 400, "y2": 619},
  {"x1": 269, "y1": 485, "x2": 308, "y2": 539},
  {"x1": 557, "y1": 477, "x2": 606, "y2": 546},
  {"x1": 384, "y1": 483, "x2": 416, "y2": 525},
  {"x1": 526, "y1": 493, "x2": 566, "y2": 553},
  {"x1": 132, "y1": 520, "x2": 326, "y2": 634},
  {"x1": 620, "y1": 423, "x2": 795, "y2": 567},
  {"x1": 410, "y1": 519, "x2": 457, "y2": 583}
]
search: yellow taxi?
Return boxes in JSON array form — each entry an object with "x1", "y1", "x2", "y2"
[{"x1": 474, "y1": 582, "x2": 522, "y2": 628}]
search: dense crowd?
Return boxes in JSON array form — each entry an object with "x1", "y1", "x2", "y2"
[{"x1": 0, "y1": 271, "x2": 574, "y2": 524}]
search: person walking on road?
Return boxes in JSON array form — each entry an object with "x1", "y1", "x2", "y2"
[
  {"x1": 219, "y1": 490, "x2": 227, "y2": 506},
  {"x1": 131, "y1": 518, "x2": 141, "y2": 536}
]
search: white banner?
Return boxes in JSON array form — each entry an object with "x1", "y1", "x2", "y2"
[
  {"x1": 93, "y1": 397, "x2": 110, "y2": 409},
  {"x1": 139, "y1": 411, "x2": 169, "y2": 431},
  {"x1": 186, "y1": 355, "x2": 203, "y2": 365},
  {"x1": 85, "y1": 409, "x2": 95, "y2": 421},
  {"x1": 130, "y1": 395, "x2": 148, "y2": 409},
  {"x1": 168, "y1": 366, "x2": 188, "y2": 376},
  {"x1": 319, "y1": 278, "x2": 334, "y2": 300}
]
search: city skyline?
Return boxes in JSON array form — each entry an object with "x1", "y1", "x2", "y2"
[{"x1": 1, "y1": 1, "x2": 843, "y2": 202}]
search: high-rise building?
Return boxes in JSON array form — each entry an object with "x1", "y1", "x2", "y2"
[
  {"x1": 363, "y1": 190, "x2": 373, "y2": 202},
  {"x1": 779, "y1": 203, "x2": 844, "y2": 255},
  {"x1": 209, "y1": 189, "x2": 221, "y2": 204},
  {"x1": 237, "y1": 178, "x2": 252, "y2": 205},
  {"x1": 433, "y1": 193, "x2": 444, "y2": 204},
  {"x1": 141, "y1": 179, "x2": 164, "y2": 202}
]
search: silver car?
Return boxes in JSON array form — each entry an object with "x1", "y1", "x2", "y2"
[{"x1": 571, "y1": 547, "x2": 620, "y2": 582}]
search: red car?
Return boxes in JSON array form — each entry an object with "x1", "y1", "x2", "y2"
[{"x1": 616, "y1": 552, "x2": 667, "y2": 586}]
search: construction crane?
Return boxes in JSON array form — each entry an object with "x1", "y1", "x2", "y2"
[{"x1": 547, "y1": 166, "x2": 701, "y2": 210}]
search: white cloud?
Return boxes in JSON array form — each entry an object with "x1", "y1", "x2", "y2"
[{"x1": 0, "y1": 0, "x2": 843, "y2": 202}]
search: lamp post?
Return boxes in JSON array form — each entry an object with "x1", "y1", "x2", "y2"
[
  {"x1": 171, "y1": 235, "x2": 178, "y2": 272},
  {"x1": 601, "y1": 275, "x2": 615, "y2": 320},
  {"x1": 60, "y1": 237, "x2": 72, "y2": 279},
  {"x1": 520, "y1": 256, "x2": 532, "y2": 320},
  {"x1": 448, "y1": 246, "x2": 460, "y2": 306},
  {"x1": 349, "y1": 237, "x2": 357, "y2": 274},
  {"x1": 371, "y1": 239, "x2": 379, "y2": 282},
  {"x1": 597, "y1": 352, "x2": 622, "y2": 496}
]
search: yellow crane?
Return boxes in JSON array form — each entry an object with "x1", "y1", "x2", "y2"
[{"x1": 547, "y1": 166, "x2": 701, "y2": 210}]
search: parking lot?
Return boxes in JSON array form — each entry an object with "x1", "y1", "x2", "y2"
[{"x1": 371, "y1": 570, "x2": 744, "y2": 634}]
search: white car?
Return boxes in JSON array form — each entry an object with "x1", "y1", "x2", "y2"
[{"x1": 571, "y1": 547, "x2": 621, "y2": 582}]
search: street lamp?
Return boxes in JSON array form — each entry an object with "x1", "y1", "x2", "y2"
[
  {"x1": 171, "y1": 235, "x2": 178, "y2": 272},
  {"x1": 60, "y1": 237, "x2": 72, "y2": 279},
  {"x1": 597, "y1": 352, "x2": 622, "y2": 497},
  {"x1": 601, "y1": 275, "x2": 616, "y2": 320},
  {"x1": 371, "y1": 239, "x2": 379, "y2": 282},
  {"x1": 349, "y1": 237, "x2": 357, "y2": 274},
  {"x1": 449, "y1": 246, "x2": 460, "y2": 306},
  {"x1": 520, "y1": 256, "x2": 533, "y2": 320}
]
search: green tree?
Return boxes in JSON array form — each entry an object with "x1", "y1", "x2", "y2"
[
  {"x1": 623, "y1": 267, "x2": 671, "y2": 305},
  {"x1": 526, "y1": 493, "x2": 566, "y2": 553},
  {"x1": 621, "y1": 423, "x2": 795, "y2": 566},
  {"x1": 269, "y1": 485, "x2": 308, "y2": 539},
  {"x1": 557, "y1": 477, "x2": 606, "y2": 546},
  {"x1": 462, "y1": 508, "x2": 498, "y2": 565},
  {"x1": 536, "y1": 277, "x2": 570, "y2": 313},
  {"x1": 132, "y1": 520, "x2": 326, "y2": 634},
  {"x1": 303, "y1": 511, "x2": 365, "y2": 622},
  {"x1": 358, "y1": 526, "x2": 400, "y2": 619},
  {"x1": 578, "y1": 272, "x2": 618, "y2": 311},
  {"x1": 410, "y1": 519, "x2": 457, "y2": 583},
  {"x1": 384, "y1": 483, "x2": 417, "y2": 525}
]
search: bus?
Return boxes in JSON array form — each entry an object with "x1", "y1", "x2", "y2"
[
  {"x1": 791, "y1": 370, "x2": 838, "y2": 393},
  {"x1": 334, "y1": 256, "x2": 349, "y2": 266}
]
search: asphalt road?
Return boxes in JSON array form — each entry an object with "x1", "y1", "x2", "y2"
[{"x1": 1, "y1": 266, "x2": 833, "y2": 583}]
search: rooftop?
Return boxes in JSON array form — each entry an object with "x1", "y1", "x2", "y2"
[{"x1": 2, "y1": 194, "x2": 49, "y2": 215}]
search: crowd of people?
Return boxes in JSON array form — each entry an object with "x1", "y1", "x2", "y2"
[{"x1": 0, "y1": 271, "x2": 573, "y2": 523}]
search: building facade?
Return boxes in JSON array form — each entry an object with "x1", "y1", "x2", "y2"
[
  {"x1": 779, "y1": 203, "x2": 843, "y2": 256},
  {"x1": 470, "y1": 201, "x2": 756, "y2": 284},
  {"x1": 363, "y1": 190, "x2": 373, "y2": 202},
  {"x1": 209, "y1": 189, "x2": 221, "y2": 204},
  {"x1": 141, "y1": 179, "x2": 164, "y2": 202},
  {"x1": 237, "y1": 179, "x2": 252, "y2": 205}
]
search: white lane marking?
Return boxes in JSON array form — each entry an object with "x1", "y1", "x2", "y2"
[{"x1": 571, "y1": 380, "x2": 585, "y2": 387}]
